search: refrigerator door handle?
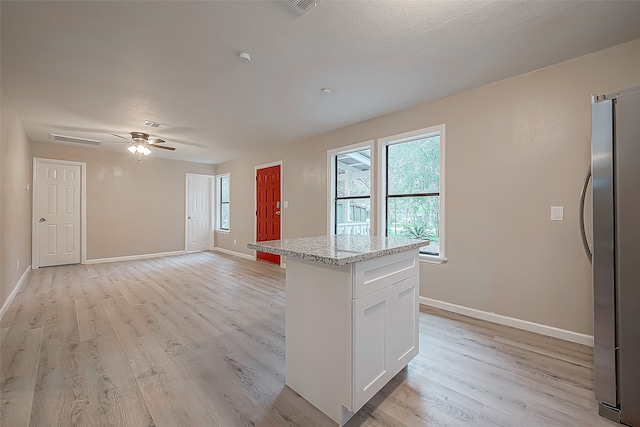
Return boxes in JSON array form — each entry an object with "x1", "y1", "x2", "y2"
[{"x1": 580, "y1": 165, "x2": 592, "y2": 263}]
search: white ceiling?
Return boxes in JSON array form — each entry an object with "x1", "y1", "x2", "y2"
[{"x1": 2, "y1": 1, "x2": 640, "y2": 164}]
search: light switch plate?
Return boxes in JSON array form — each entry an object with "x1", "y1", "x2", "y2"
[{"x1": 551, "y1": 206, "x2": 564, "y2": 221}]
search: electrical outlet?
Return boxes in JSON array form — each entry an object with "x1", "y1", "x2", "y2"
[
  {"x1": 16, "y1": 261, "x2": 19, "y2": 271},
  {"x1": 551, "y1": 206, "x2": 564, "y2": 221},
  {"x1": 234, "y1": 239, "x2": 237, "y2": 245}
]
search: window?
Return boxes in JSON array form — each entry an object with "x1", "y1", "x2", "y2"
[
  {"x1": 381, "y1": 125, "x2": 444, "y2": 258},
  {"x1": 328, "y1": 143, "x2": 372, "y2": 235},
  {"x1": 328, "y1": 127, "x2": 444, "y2": 261},
  {"x1": 217, "y1": 174, "x2": 230, "y2": 231}
]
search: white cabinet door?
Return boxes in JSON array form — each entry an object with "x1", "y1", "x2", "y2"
[
  {"x1": 353, "y1": 285, "x2": 393, "y2": 411},
  {"x1": 390, "y1": 275, "x2": 419, "y2": 375}
]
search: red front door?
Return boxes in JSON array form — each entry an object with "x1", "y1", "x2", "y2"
[{"x1": 256, "y1": 165, "x2": 281, "y2": 264}]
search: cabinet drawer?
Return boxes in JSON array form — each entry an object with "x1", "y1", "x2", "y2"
[{"x1": 353, "y1": 250, "x2": 418, "y2": 299}]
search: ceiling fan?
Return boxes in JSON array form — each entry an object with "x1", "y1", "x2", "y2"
[{"x1": 126, "y1": 132, "x2": 176, "y2": 155}]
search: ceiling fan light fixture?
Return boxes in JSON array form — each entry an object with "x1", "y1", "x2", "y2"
[{"x1": 124, "y1": 131, "x2": 174, "y2": 155}]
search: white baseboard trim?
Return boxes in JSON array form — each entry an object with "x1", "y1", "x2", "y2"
[
  {"x1": 86, "y1": 250, "x2": 187, "y2": 265},
  {"x1": 0, "y1": 265, "x2": 31, "y2": 320},
  {"x1": 419, "y1": 297, "x2": 594, "y2": 347},
  {"x1": 213, "y1": 247, "x2": 255, "y2": 261}
]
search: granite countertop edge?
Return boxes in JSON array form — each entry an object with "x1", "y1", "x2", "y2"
[{"x1": 247, "y1": 240, "x2": 425, "y2": 266}]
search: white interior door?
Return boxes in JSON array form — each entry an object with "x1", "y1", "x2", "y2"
[
  {"x1": 35, "y1": 160, "x2": 81, "y2": 267},
  {"x1": 187, "y1": 174, "x2": 211, "y2": 252}
]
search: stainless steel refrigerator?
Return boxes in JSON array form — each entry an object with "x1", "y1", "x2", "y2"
[{"x1": 590, "y1": 85, "x2": 640, "y2": 426}]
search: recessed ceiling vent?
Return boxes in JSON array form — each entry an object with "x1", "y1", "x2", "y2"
[
  {"x1": 287, "y1": 0, "x2": 321, "y2": 15},
  {"x1": 50, "y1": 134, "x2": 102, "y2": 146},
  {"x1": 143, "y1": 120, "x2": 169, "y2": 129}
]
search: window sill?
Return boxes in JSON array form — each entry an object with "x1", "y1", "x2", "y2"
[
  {"x1": 215, "y1": 229, "x2": 230, "y2": 234},
  {"x1": 419, "y1": 255, "x2": 447, "y2": 264}
]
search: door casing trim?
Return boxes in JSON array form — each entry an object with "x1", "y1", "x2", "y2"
[{"x1": 32, "y1": 157, "x2": 87, "y2": 269}]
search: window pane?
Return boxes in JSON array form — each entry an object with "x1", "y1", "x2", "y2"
[
  {"x1": 386, "y1": 196, "x2": 439, "y2": 255},
  {"x1": 337, "y1": 150, "x2": 371, "y2": 197},
  {"x1": 336, "y1": 198, "x2": 370, "y2": 235},
  {"x1": 220, "y1": 176, "x2": 229, "y2": 202},
  {"x1": 220, "y1": 202, "x2": 229, "y2": 230},
  {"x1": 387, "y1": 136, "x2": 439, "y2": 195}
]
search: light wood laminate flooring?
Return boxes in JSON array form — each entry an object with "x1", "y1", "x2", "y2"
[{"x1": 1, "y1": 252, "x2": 616, "y2": 426}]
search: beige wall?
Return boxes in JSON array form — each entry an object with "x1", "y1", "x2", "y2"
[
  {"x1": 216, "y1": 38, "x2": 640, "y2": 336},
  {"x1": 30, "y1": 142, "x2": 215, "y2": 260},
  {"x1": 1, "y1": 93, "x2": 32, "y2": 309}
]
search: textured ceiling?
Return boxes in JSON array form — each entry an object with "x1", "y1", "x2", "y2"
[{"x1": 2, "y1": 1, "x2": 640, "y2": 164}]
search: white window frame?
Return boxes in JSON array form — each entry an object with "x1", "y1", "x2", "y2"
[
  {"x1": 327, "y1": 141, "x2": 374, "y2": 236},
  {"x1": 216, "y1": 173, "x2": 230, "y2": 232},
  {"x1": 378, "y1": 124, "x2": 446, "y2": 263}
]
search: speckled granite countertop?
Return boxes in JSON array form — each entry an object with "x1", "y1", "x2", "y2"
[{"x1": 247, "y1": 235, "x2": 428, "y2": 266}]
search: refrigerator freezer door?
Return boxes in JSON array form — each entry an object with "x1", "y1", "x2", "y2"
[
  {"x1": 591, "y1": 98, "x2": 617, "y2": 408},
  {"x1": 615, "y1": 90, "x2": 640, "y2": 426}
]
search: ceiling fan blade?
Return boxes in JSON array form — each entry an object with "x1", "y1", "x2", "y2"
[
  {"x1": 148, "y1": 138, "x2": 165, "y2": 144},
  {"x1": 107, "y1": 133, "x2": 130, "y2": 142},
  {"x1": 150, "y1": 144, "x2": 176, "y2": 151}
]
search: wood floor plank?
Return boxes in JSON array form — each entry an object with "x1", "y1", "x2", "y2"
[
  {"x1": 492, "y1": 336, "x2": 592, "y2": 368},
  {"x1": 93, "y1": 275, "x2": 126, "y2": 301},
  {"x1": 15, "y1": 267, "x2": 52, "y2": 300},
  {"x1": 48, "y1": 264, "x2": 82, "y2": 302},
  {"x1": 0, "y1": 252, "x2": 619, "y2": 427},
  {"x1": 0, "y1": 327, "x2": 44, "y2": 427},
  {"x1": 0, "y1": 307, "x2": 18, "y2": 329},
  {"x1": 2, "y1": 292, "x2": 49, "y2": 332},
  {"x1": 80, "y1": 334, "x2": 155, "y2": 426},
  {"x1": 134, "y1": 293, "x2": 312, "y2": 425},
  {"x1": 28, "y1": 299, "x2": 88, "y2": 427},
  {"x1": 75, "y1": 296, "x2": 115, "y2": 342},
  {"x1": 112, "y1": 279, "x2": 146, "y2": 307},
  {"x1": 102, "y1": 296, "x2": 223, "y2": 426}
]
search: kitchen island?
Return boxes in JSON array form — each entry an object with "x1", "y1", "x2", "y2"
[{"x1": 247, "y1": 235, "x2": 426, "y2": 425}]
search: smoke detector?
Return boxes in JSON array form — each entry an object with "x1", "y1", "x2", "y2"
[{"x1": 287, "y1": 0, "x2": 321, "y2": 15}]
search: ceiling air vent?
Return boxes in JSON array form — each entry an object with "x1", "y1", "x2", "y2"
[
  {"x1": 50, "y1": 134, "x2": 102, "y2": 146},
  {"x1": 143, "y1": 120, "x2": 169, "y2": 129},
  {"x1": 287, "y1": 0, "x2": 321, "y2": 15}
]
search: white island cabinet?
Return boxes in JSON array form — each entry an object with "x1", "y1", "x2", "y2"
[{"x1": 248, "y1": 235, "x2": 426, "y2": 425}]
